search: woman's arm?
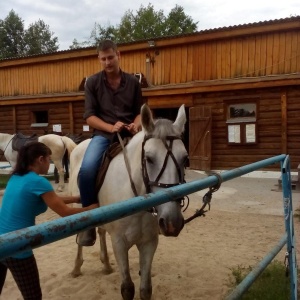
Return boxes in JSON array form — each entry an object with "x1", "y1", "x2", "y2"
[
  {"x1": 61, "y1": 195, "x2": 81, "y2": 205},
  {"x1": 41, "y1": 191, "x2": 98, "y2": 217}
]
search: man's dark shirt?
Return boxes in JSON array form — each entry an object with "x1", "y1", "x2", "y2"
[{"x1": 84, "y1": 70, "x2": 144, "y2": 140}]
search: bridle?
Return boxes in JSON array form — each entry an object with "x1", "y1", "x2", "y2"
[
  {"x1": 141, "y1": 134, "x2": 188, "y2": 214},
  {"x1": 141, "y1": 135, "x2": 185, "y2": 193},
  {"x1": 118, "y1": 132, "x2": 188, "y2": 215}
]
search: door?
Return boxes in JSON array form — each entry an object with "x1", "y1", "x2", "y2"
[{"x1": 189, "y1": 106, "x2": 212, "y2": 171}]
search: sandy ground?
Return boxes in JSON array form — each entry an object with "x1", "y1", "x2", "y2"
[{"x1": 0, "y1": 169, "x2": 299, "y2": 300}]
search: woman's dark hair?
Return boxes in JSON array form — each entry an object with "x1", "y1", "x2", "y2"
[{"x1": 13, "y1": 142, "x2": 52, "y2": 175}]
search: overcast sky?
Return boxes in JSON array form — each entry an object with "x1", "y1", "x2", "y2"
[{"x1": 1, "y1": 0, "x2": 300, "y2": 50}]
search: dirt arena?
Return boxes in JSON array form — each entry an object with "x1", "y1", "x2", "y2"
[{"x1": 0, "y1": 169, "x2": 299, "y2": 299}]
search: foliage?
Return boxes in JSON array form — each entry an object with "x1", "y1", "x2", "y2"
[
  {"x1": 23, "y1": 19, "x2": 59, "y2": 55},
  {"x1": 0, "y1": 173, "x2": 55, "y2": 189},
  {"x1": 227, "y1": 260, "x2": 291, "y2": 299},
  {"x1": 0, "y1": 10, "x2": 59, "y2": 59},
  {"x1": 0, "y1": 10, "x2": 25, "y2": 58},
  {"x1": 70, "y1": 3, "x2": 198, "y2": 48},
  {"x1": 0, "y1": 174, "x2": 10, "y2": 189}
]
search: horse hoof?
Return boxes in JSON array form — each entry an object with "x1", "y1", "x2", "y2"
[
  {"x1": 121, "y1": 282, "x2": 135, "y2": 300},
  {"x1": 102, "y1": 266, "x2": 113, "y2": 275},
  {"x1": 70, "y1": 270, "x2": 82, "y2": 278}
]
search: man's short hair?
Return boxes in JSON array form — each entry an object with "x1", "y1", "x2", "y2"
[{"x1": 97, "y1": 40, "x2": 117, "y2": 53}]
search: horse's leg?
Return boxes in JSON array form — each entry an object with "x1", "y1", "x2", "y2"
[
  {"x1": 53, "y1": 167, "x2": 59, "y2": 183},
  {"x1": 52, "y1": 159, "x2": 65, "y2": 192},
  {"x1": 71, "y1": 245, "x2": 84, "y2": 277},
  {"x1": 63, "y1": 151, "x2": 69, "y2": 183},
  {"x1": 111, "y1": 237, "x2": 135, "y2": 300},
  {"x1": 137, "y1": 236, "x2": 158, "y2": 300},
  {"x1": 98, "y1": 228, "x2": 113, "y2": 274}
]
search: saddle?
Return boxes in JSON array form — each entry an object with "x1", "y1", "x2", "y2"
[
  {"x1": 12, "y1": 133, "x2": 38, "y2": 151},
  {"x1": 95, "y1": 137, "x2": 131, "y2": 195}
]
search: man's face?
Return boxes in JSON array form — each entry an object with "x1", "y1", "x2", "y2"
[{"x1": 98, "y1": 48, "x2": 120, "y2": 74}]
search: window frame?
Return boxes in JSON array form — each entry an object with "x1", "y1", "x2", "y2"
[
  {"x1": 224, "y1": 98, "x2": 258, "y2": 145},
  {"x1": 31, "y1": 110, "x2": 49, "y2": 128}
]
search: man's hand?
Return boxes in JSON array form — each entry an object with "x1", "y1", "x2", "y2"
[
  {"x1": 111, "y1": 121, "x2": 125, "y2": 133},
  {"x1": 124, "y1": 123, "x2": 138, "y2": 135}
]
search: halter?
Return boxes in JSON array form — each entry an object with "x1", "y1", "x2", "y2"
[
  {"x1": 119, "y1": 132, "x2": 188, "y2": 215},
  {"x1": 141, "y1": 134, "x2": 186, "y2": 194}
]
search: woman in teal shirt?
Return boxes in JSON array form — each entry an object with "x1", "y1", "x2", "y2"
[{"x1": 0, "y1": 142, "x2": 97, "y2": 299}]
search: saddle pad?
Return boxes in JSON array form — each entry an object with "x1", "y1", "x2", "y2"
[{"x1": 12, "y1": 133, "x2": 38, "y2": 151}]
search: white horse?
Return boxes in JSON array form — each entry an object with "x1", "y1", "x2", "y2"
[
  {"x1": 68, "y1": 104, "x2": 188, "y2": 300},
  {"x1": 0, "y1": 133, "x2": 77, "y2": 192}
]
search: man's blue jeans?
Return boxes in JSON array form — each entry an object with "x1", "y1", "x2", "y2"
[{"x1": 78, "y1": 135, "x2": 110, "y2": 207}]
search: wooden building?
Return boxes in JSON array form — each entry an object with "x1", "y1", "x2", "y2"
[{"x1": 1, "y1": 16, "x2": 300, "y2": 171}]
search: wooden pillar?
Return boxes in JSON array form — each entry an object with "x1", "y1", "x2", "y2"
[
  {"x1": 69, "y1": 102, "x2": 74, "y2": 134},
  {"x1": 12, "y1": 106, "x2": 16, "y2": 133},
  {"x1": 281, "y1": 91, "x2": 287, "y2": 154}
]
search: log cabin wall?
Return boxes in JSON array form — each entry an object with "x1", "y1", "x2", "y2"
[
  {"x1": 0, "y1": 17, "x2": 300, "y2": 169},
  {"x1": 193, "y1": 86, "x2": 300, "y2": 170},
  {"x1": 287, "y1": 87, "x2": 300, "y2": 166},
  {"x1": 1, "y1": 17, "x2": 300, "y2": 97}
]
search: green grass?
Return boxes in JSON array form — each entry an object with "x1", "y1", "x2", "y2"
[
  {"x1": 0, "y1": 174, "x2": 10, "y2": 189},
  {"x1": 226, "y1": 260, "x2": 291, "y2": 300},
  {"x1": 0, "y1": 174, "x2": 55, "y2": 189}
]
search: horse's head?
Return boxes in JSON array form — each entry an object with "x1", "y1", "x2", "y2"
[{"x1": 141, "y1": 104, "x2": 188, "y2": 237}]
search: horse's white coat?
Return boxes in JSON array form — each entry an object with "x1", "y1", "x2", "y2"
[
  {"x1": 0, "y1": 133, "x2": 77, "y2": 191},
  {"x1": 68, "y1": 104, "x2": 188, "y2": 300}
]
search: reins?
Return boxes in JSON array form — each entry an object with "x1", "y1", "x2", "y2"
[
  {"x1": 184, "y1": 172, "x2": 223, "y2": 224},
  {"x1": 117, "y1": 132, "x2": 139, "y2": 197},
  {"x1": 117, "y1": 131, "x2": 222, "y2": 224}
]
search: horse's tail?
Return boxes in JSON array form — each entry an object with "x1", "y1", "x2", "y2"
[{"x1": 61, "y1": 136, "x2": 77, "y2": 158}]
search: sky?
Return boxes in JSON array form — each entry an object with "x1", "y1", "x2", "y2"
[{"x1": 1, "y1": 0, "x2": 300, "y2": 51}]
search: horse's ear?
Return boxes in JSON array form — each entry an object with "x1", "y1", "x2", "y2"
[
  {"x1": 173, "y1": 104, "x2": 186, "y2": 133},
  {"x1": 141, "y1": 104, "x2": 154, "y2": 133}
]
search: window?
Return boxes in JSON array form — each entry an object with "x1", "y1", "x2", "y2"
[
  {"x1": 31, "y1": 110, "x2": 49, "y2": 128},
  {"x1": 226, "y1": 102, "x2": 257, "y2": 144}
]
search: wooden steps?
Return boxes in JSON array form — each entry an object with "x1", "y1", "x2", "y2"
[{"x1": 277, "y1": 164, "x2": 300, "y2": 190}]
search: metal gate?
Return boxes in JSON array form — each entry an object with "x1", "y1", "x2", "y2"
[{"x1": 0, "y1": 154, "x2": 297, "y2": 299}]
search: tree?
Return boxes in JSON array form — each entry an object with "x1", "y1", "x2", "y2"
[
  {"x1": 165, "y1": 5, "x2": 198, "y2": 35},
  {"x1": 0, "y1": 10, "x2": 59, "y2": 59},
  {"x1": 70, "y1": 3, "x2": 198, "y2": 48},
  {"x1": 24, "y1": 20, "x2": 59, "y2": 55},
  {"x1": 117, "y1": 4, "x2": 166, "y2": 42},
  {"x1": 0, "y1": 10, "x2": 25, "y2": 59},
  {"x1": 89, "y1": 22, "x2": 118, "y2": 44}
]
